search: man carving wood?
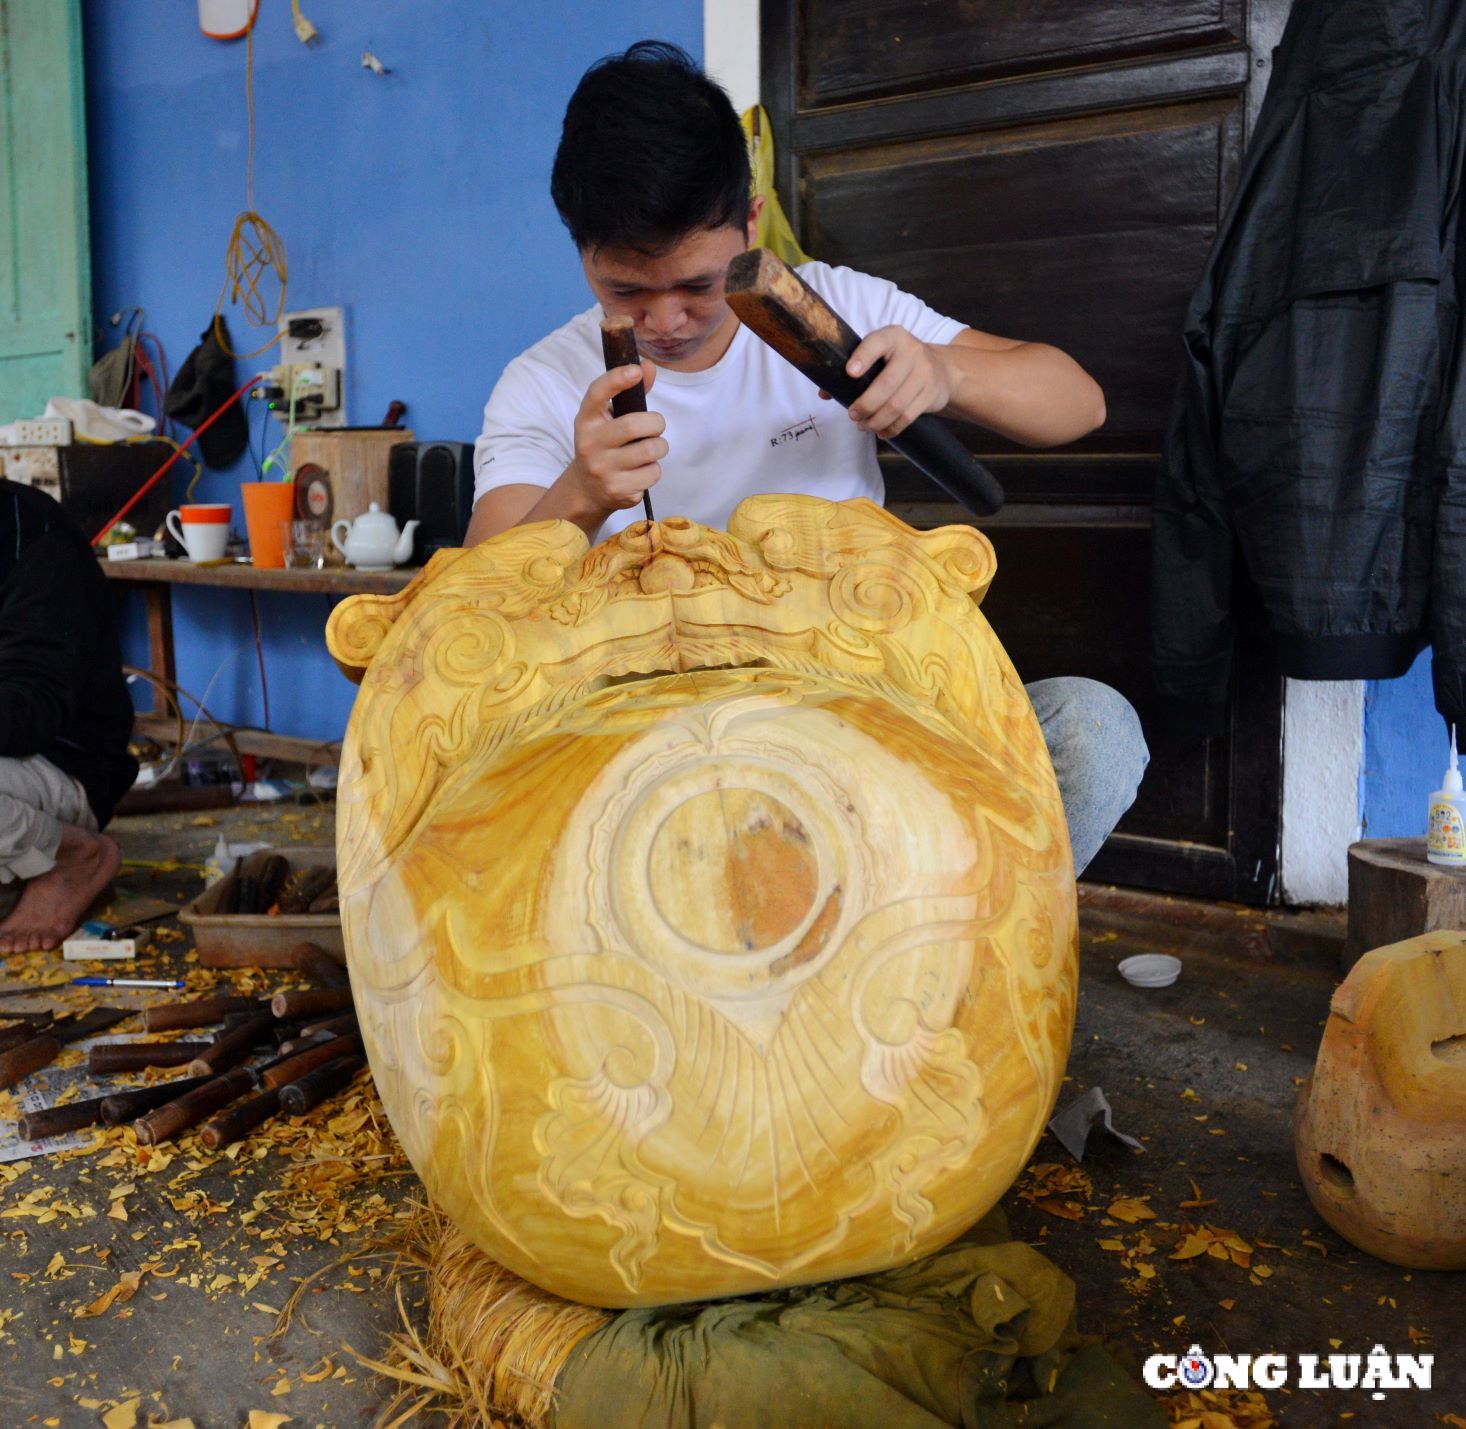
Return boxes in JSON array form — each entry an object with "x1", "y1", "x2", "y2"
[{"x1": 466, "y1": 40, "x2": 1147, "y2": 873}]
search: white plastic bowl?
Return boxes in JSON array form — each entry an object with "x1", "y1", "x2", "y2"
[{"x1": 1117, "y1": 953, "x2": 1182, "y2": 988}]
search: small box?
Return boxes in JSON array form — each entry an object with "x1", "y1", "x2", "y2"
[
  {"x1": 179, "y1": 845, "x2": 341, "y2": 967},
  {"x1": 106, "y1": 538, "x2": 166, "y2": 562},
  {"x1": 62, "y1": 937, "x2": 137, "y2": 961}
]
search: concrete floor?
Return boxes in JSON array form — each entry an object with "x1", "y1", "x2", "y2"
[{"x1": 0, "y1": 799, "x2": 1461, "y2": 1427}]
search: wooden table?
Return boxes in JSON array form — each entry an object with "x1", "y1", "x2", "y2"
[{"x1": 103, "y1": 558, "x2": 415, "y2": 755}]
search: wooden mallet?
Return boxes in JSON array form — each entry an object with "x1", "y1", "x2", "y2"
[
  {"x1": 724, "y1": 249, "x2": 1005, "y2": 517},
  {"x1": 599, "y1": 316, "x2": 656, "y2": 523}
]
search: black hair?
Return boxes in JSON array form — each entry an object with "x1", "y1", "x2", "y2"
[{"x1": 551, "y1": 40, "x2": 751, "y2": 253}]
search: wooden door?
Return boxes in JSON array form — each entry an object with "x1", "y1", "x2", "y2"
[
  {"x1": 0, "y1": 0, "x2": 91, "y2": 423},
  {"x1": 763, "y1": 0, "x2": 1291, "y2": 903}
]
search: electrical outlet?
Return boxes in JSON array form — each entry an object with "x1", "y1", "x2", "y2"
[{"x1": 278, "y1": 306, "x2": 347, "y2": 426}]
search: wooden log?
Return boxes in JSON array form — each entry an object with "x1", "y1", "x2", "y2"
[
  {"x1": 1345, "y1": 837, "x2": 1466, "y2": 968},
  {"x1": 271, "y1": 987, "x2": 353, "y2": 1020},
  {"x1": 89, "y1": 1041, "x2": 210, "y2": 1074},
  {"x1": 186, "y1": 1013, "x2": 275, "y2": 1077},
  {"x1": 724, "y1": 248, "x2": 1004, "y2": 516},
  {"x1": 279, "y1": 1054, "x2": 364, "y2": 1115},
  {"x1": 144, "y1": 995, "x2": 256, "y2": 1033}
]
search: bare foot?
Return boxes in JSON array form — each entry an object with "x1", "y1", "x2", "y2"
[{"x1": 0, "y1": 825, "x2": 121, "y2": 953}]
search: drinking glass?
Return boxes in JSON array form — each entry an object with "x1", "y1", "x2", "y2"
[{"x1": 282, "y1": 520, "x2": 327, "y2": 570}]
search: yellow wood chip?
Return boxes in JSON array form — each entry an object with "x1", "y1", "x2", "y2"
[
  {"x1": 299, "y1": 1358, "x2": 333, "y2": 1384},
  {"x1": 247, "y1": 1409, "x2": 293, "y2": 1427},
  {"x1": 101, "y1": 1399, "x2": 140, "y2": 1429},
  {"x1": 1170, "y1": 1233, "x2": 1211, "y2": 1260},
  {"x1": 1218, "y1": 1299, "x2": 1235, "y2": 1310},
  {"x1": 1108, "y1": 1197, "x2": 1156, "y2": 1224},
  {"x1": 1097, "y1": 1239, "x2": 1126, "y2": 1252},
  {"x1": 271, "y1": 1376, "x2": 293, "y2": 1396},
  {"x1": 74, "y1": 1270, "x2": 143, "y2": 1319}
]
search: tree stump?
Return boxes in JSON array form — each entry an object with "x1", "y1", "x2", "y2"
[{"x1": 1345, "y1": 838, "x2": 1466, "y2": 969}]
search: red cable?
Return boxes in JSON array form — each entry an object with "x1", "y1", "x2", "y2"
[
  {"x1": 91, "y1": 375, "x2": 260, "y2": 546},
  {"x1": 248, "y1": 588, "x2": 270, "y2": 731}
]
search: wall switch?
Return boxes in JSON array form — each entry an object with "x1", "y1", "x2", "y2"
[{"x1": 278, "y1": 305, "x2": 347, "y2": 426}]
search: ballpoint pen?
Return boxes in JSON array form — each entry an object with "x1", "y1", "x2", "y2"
[
  {"x1": 0, "y1": 977, "x2": 186, "y2": 997},
  {"x1": 70, "y1": 977, "x2": 186, "y2": 990}
]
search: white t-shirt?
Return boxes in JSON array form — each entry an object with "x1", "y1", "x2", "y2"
[{"x1": 473, "y1": 262, "x2": 965, "y2": 537}]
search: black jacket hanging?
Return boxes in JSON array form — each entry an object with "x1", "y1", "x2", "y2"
[{"x1": 1151, "y1": 0, "x2": 1466, "y2": 729}]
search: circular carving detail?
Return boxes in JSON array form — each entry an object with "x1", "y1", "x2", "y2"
[{"x1": 648, "y1": 789, "x2": 819, "y2": 954}]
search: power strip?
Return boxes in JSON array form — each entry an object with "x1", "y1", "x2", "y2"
[{"x1": 6, "y1": 418, "x2": 72, "y2": 446}]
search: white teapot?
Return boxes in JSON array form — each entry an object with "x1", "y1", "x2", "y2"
[{"x1": 331, "y1": 503, "x2": 419, "y2": 571}]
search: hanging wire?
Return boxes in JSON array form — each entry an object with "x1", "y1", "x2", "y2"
[{"x1": 213, "y1": 23, "x2": 288, "y2": 359}]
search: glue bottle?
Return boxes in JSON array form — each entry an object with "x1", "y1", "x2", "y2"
[{"x1": 1427, "y1": 725, "x2": 1466, "y2": 866}]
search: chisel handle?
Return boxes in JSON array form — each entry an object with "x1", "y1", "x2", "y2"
[
  {"x1": 90, "y1": 1041, "x2": 210, "y2": 1074},
  {"x1": 599, "y1": 316, "x2": 656, "y2": 522},
  {"x1": 134, "y1": 1067, "x2": 253, "y2": 1145},
  {"x1": 270, "y1": 987, "x2": 353, "y2": 1021},
  {"x1": 260, "y1": 1032, "x2": 364, "y2": 1091},
  {"x1": 144, "y1": 995, "x2": 256, "y2": 1033},
  {"x1": 0, "y1": 1035, "x2": 60, "y2": 1091},
  {"x1": 290, "y1": 941, "x2": 350, "y2": 988},
  {"x1": 199, "y1": 1086, "x2": 282, "y2": 1150},
  {"x1": 187, "y1": 1013, "x2": 275, "y2": 1077},
  {"x1": 100, "y1": 1076, "x2": 211, "y2": 1126},
  {"x1": 280, "y1": 1054, "x2": 365, "y2": 1115},
  {"x1": 20, "y1": 1094, "x2": 110, "y2": 1141}
]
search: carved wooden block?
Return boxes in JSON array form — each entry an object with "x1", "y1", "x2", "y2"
[
  {"x1": 1295, "y1": 930, "x2": 1466, "y2": 1269},
  {"x1": 327, "y1": 496, "x2": 1078, "y2": 1307}
]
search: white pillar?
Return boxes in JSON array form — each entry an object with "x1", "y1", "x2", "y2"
[
  {"x1": 704, "y1": 0, "x2": 760, "y2": 113},
  {"x1": 1280, "y1": 679, "x2": 1364, "y2": 906}
]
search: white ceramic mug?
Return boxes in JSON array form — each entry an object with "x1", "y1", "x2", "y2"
[{"x1": 165, "y1": 504, "x2": 233, "y2": 562}]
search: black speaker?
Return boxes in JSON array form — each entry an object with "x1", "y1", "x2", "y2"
[{"x1": 387, "y1": 441, "x2": 475, "y2": 562}]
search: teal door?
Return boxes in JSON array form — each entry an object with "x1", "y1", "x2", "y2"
[{"x1": 0, "y1": 0, "x2": 90, "y2": 423}]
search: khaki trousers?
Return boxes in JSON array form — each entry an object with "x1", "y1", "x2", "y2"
[{"x1": 0, "y1": 755, "x2": 98, "y2": 883}]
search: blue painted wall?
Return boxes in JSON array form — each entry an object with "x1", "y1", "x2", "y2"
[
  {"x1": 83, "y1": 1, "x2": 702, "y2": 742},
  {"x1": 1362, "y1": 650, "x2": 1447, "y2": 839}
]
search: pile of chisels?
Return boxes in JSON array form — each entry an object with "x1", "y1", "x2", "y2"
[{"x1": 8, "y1": 941, "x2": 363, "y2": 1148}]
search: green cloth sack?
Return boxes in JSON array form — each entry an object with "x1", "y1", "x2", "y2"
[{"x1": 553, "y1": 1210, "x2": 1163, "y2": 1429}]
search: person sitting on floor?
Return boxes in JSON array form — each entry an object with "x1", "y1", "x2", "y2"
[{"x1": 0, "y1": 479, "x2": 137, "y2": 952}]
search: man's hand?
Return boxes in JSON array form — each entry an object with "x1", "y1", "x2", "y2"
[
  {"x1": 565, "y1": 361, "x2": 667, "y2": 513},
  {"x1": 835, "y1": 326, "x2": 951, "y2": 440}
]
